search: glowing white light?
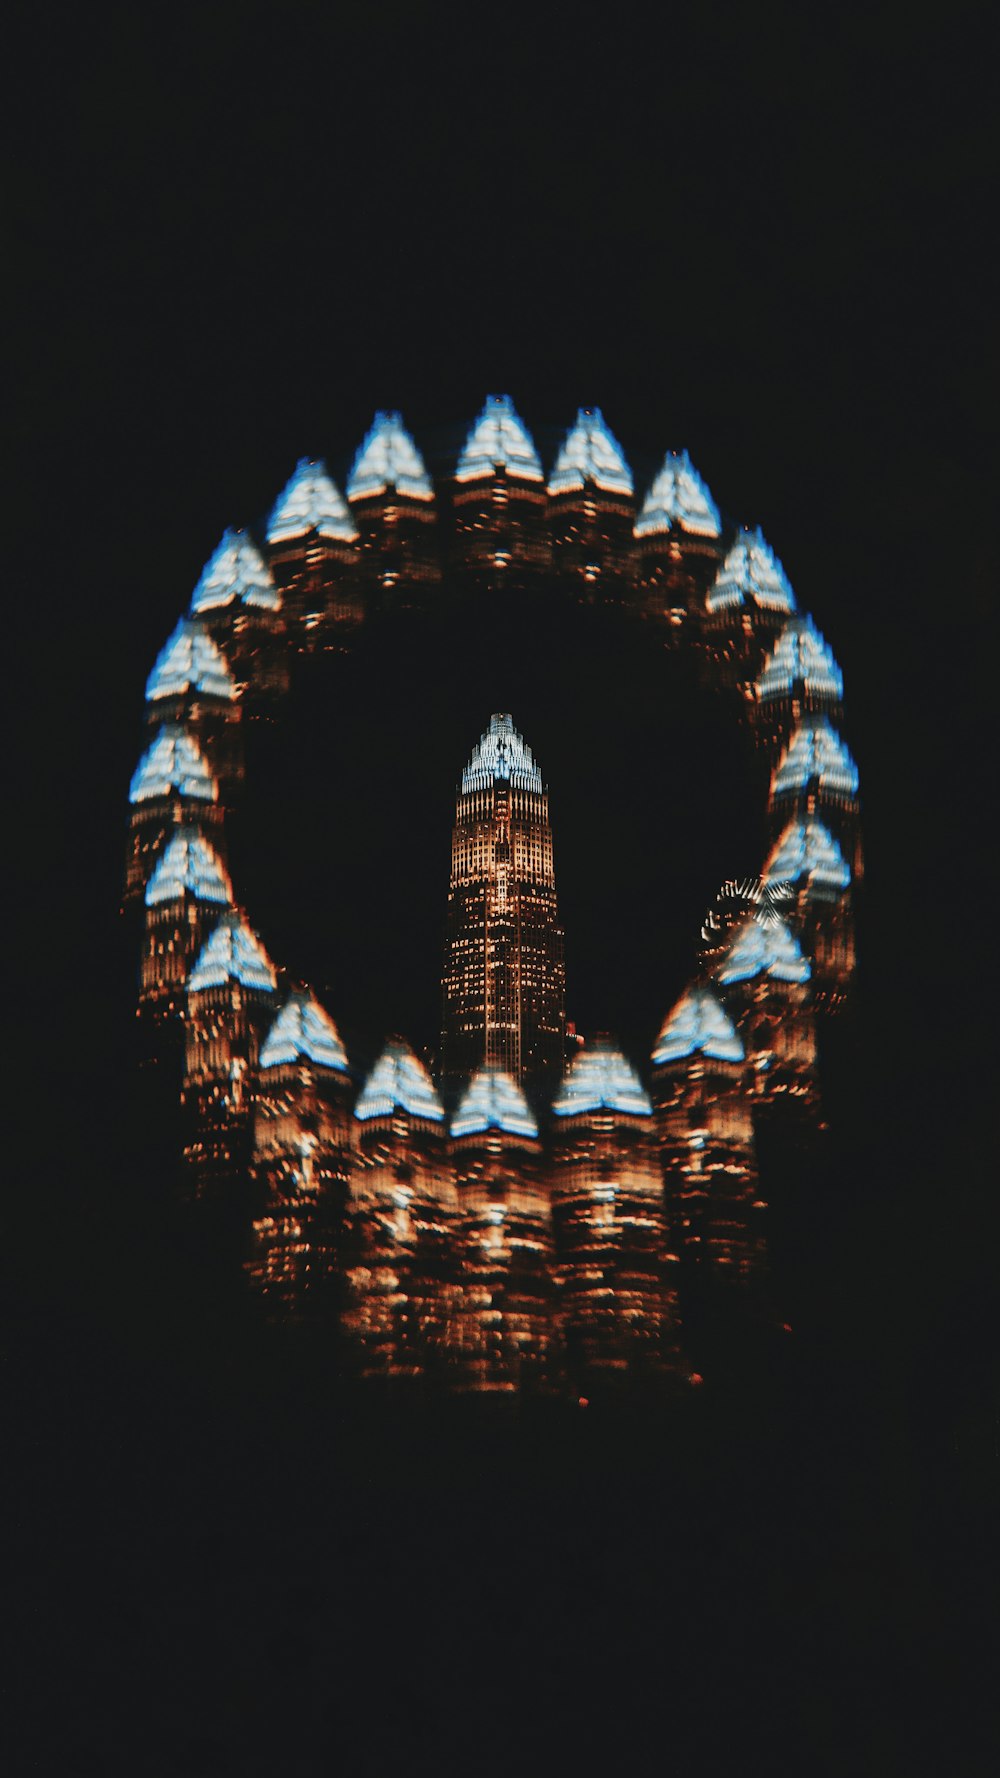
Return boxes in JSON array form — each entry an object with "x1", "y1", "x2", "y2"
[
  {"x1": 764, "y1": 819, "x2": 851, "y2": 893},
  {"x1": 346, "y1": 412, "x2": 434, "y2": 501},
  {"x1": 771, "y1": 716, "x2": 859, "y2": 798},
  {"x1": 652, "y1": 988, "x2": 744, "y2": 1066},
  {"x1": 551, "y1": 1043, "x2": 652, "y2": 1118},
  {"x1": 355, "y1": 1039, "x2": 445, "y2": 1123},
  {"x1": 190, "y1": 530, "x2": 281, "y2": 614},
  {"x1": 634, "y1": 450, "x2": 721, "y2": 539},
  {"x1": 145, "y1": 827, "x2": 232, "y2": 908},
  {"x1": 547, "y1": 408, "x2": 633, "y2": 497},
  {"x1": 716, "y1": 915, "x2": 811, "y2": 986},
  {"x1": 266, "y1": 459, "x2": 359, "y2": 544},
  {"x1": 707, "y1": 527, "x2": 796, "y2": 613},
  {"x1": 258, "y1": 989, "x2": 349, "y2": 1073},
  {"x1": 757, "y1": 617, "x2": 843, "y2": 702},
  {"x1": 129, "y1": 726, "x2": 218, "y2": 805},
  {"x1": 461, "y1": 713, "x2": 543, "y2": 795},
  {"x1": 455, "y1": 395, "x2": 544, "y2": 484},
  {"x1": 146, "y1": 619, "x2": 236, "y2": 703},
  {"x1": 451, "y1": 1067, "x2": 539, "y2": 1140},
  {"x1": 188, "y1": 912, "x2": 277, "y2": 993}
]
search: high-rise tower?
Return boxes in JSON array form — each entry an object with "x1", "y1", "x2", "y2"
[{"x1": 440, "y1": 714, "x2": 565, "y2": 1091}]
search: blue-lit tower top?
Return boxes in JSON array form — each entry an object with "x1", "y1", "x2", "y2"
[
  {"x1": 346, "y1": 412, "x2": 434, "y2": 502},
  {"x1": 355, "y1": 1039, "x2": 446, "y2": 1124},
  {"x1": 146, "y1": 619, "x2": 236, "y2": 704},
  {"x1": 764, "y1": 819, "x2": 851, "y2": 894},
  {"x1": 652, "y1": 988, "x2": 745, "y2": 1066},
  {"x1": 258, "y1": 988, "x2": 349, "y2": 1073},
  {"x1": 266, "y1": 459, "x2": 359, "y2": 545},
  {"x1": 144, "y1": 826, "x2": 233, "y2": 909},
  {"x1": 129, "y1": 726, "x2": 218, "y2": 805},
  {"x1": 757, "y1": 616, "x2": 843, "y2": 703},
  {"x1": 716, "y1": 914, "x2": 811, "y2": 987},
  {"x1": 771, "y1": 716, "x2": 858, "y2": 800},
  {"x1": 190, "y1": 530, "x2": 281, "y2": 615},
  {"x1": 188, "y1": 911, "x2": 278, "y2": 995},
  {"x1": 548, "y1": 408, "x2": 633, "y2": 497},
  {"x1": 451, "y1": 1067, "x2": 539, "y2": 1140},
  {"x1": 455, "y1": 395, "x2": 544, "y2": 484},
  {"x1": 635, "y1": 451, "x2": 721, "y2": 539},
  {"x1": 461, "y1": 713, "x2": 544, "y2": 796},
  {"x1": 707, "y1": 527, "x2": 796, "y2": 614},
  {"x1": 551, "y1": 1042, "x2": 653, "y2": 1118}
]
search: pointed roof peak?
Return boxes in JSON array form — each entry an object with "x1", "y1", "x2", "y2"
[
  {"x1": 552, "y1": 1039, "x2": 653, "y2": 1118},
  {"x1": 266, "y1": 458, "x2": 359, "y2": 544},
  {"x1": 188, "y1": 912, "x2": 277, "y2": 994},
  {"x1": 451, "y1": 1066, "x2": 539, "y2": 1140},
  {"x1": 548, "y1": 407, "x2": 633, "y2": 497},
  {"x1": 635, "y1": 449, "x2": 721, "y2": 539},
  {"x1": 355, "y1": 1039, "x2": 445, "y2": 1123},
  {"x1": 771, "y1": 716, "x2": 859, "y2": 798},
  {"x1": 346, "y1": 411, "x2": 433, "y2": 502},
  {"x1": 190, "y1": 529, "x2": 281, "y2": 615},
  {"x1": 146, "y1": 619, "x2": 236, "y2": 703},
  {"x1": 716, "y1": 913, "x2": 811, "y2": 986},
  {"x1": 455, "y1": 395, "x2": 544, "y2": 484},
  {"x1": 258, "y1": 988, "x2": 349, "y2": 1073},
  {"x1": 129, "y1": 726, "x2": 218, "y2": 805},
  {"x1": 764, "y1": 818, "x2": 851, "y2": 893},
  {"x1": 144, "y1": 826, "x2": 232, "y2": 908},
  {"x1": 461, "y1": 713, "x2": 543, "y2": 795},
  {"x1": 652, "y1": 987, "x2": 744, "y2": 1065},
  {"x1": 757, "y1": 615, "x2": 843, "y2": 702},
  {"x1": 707, "y1": 526, "x2": 796, "y2": 614}
]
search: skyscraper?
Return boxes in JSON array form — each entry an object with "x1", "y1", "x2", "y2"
[{"x1": 440, "y1": 714, "x2": 565, "y2": 1091}]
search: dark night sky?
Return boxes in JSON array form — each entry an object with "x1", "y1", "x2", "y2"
[{"x1": 9, "y1": 3, "x2": 998, "y2": 1770}]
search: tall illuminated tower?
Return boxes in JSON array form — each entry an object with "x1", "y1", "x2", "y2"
[
  {"x1": 702, "y1": 526, "x2": 797, "y2": 693},
  {"x1": 634, "y1": 449, "x2": 724, "y2": 629},
  {"x1": 189, "y1": 529, "x2": 289, "y2": 709},
  {"x1": 550, "y1": 1041, "x2": 681, "y2": 1386},
  {"x1": 265, "y1": 458, "x2": 362, "y2": 651},
  {"x1": 440, "y1": 714, "x2": 565, "y2": 1090},
  {"x1": 182, "y1": 911, "x2": 279, "y2": 1203},
  {"x1": 452, "y1": 394, "x2": 549, "y2": 574},
  {"x1": 547, "y1": 408, "x2": 635, "y2": 600},
  {"x1": 344, "y1": 1040, "x2": 455, "y2": 1381},
  {"x1": 346, "y1": 411, "x2": 440, "y2": 596}
]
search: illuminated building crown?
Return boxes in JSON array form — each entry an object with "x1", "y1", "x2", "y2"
[
  {"x1": 757, "y1": 616, "x2": 842, "y2": 702},
  {"x1": 346, "y1": 412, "x2": 433, "y2": 501},
  {"x1": 552, "y1": 1041, "x2": 652, "y2": 1118},
  {"x1": 145, "y1": 826, "x2": 232, "y2": 908},
  {"x1": 707, "y1": 527, "x2": 796, "y2": 613},
  {"x1": 764, "y1": 819, "x2": 851, "y2": 893},
  {"x1": 455, "y1": 394, "x2": 544, "y2": 483},
  {"x1": 146, "y1": 619, "x2": 236, "y2": 703},
  {"x1": 716, "y1": 914, "x2": 811, "y2": 986},
  {"x1": 188, "y1": 912, "x2": 277, "y2": 994},
  {"x1": 259, "y1": 989, "x2": 349, "y2": 1073},
  {"x1": 355, "y1": 1040, "x2": 445, "y2": 1123},
  {"x1": 652, "y1": 988, "x2": 744, "y2": 1066},
  {"x1": 266, "y1": 459, "x2": 358, "y2": 544},
  {"x1": 190, "y1": 529, "x2": 280, "y2": 614},
  {"x1": 461, "y1": 713, "x2": 543, "y2": 795},
  {"x1": 548, "y1": 408, "x2": 633, "y2": 497},
  {"x1": 129, "y1": 726, "x2": 217, "y2": 805},
  {"x1": 451, "y1": 1067, "x2": 539, "y2": 1139},
  {"x1": 771, "y1": 716, "x2": 858, "y2": 798},
  {"x1": 635, "y1": 450, "x2": 721, "y2": 539}
]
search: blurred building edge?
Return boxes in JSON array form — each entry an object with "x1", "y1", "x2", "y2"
[{"x1": 343, "y1": 1040, "x2": 456, "y2": 1386}]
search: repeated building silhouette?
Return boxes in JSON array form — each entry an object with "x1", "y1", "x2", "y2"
[{"x1": 124, "y1": 395, "x2": 861, "y2": 1394}]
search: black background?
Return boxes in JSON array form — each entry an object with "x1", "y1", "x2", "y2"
[{"x1": 9, "y1": 2, "x2": 997, "y2": 1772}]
